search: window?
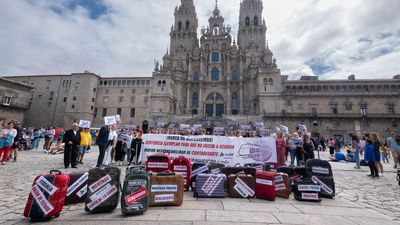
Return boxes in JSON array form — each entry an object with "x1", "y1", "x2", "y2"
[
  {"x1": 185, "y1": 21, "x2": 190, "y2": 30},
  {"x1": 63, "y1": 97, "x2": 67, "y2": 103},
  {"x1": 130, "y1": 108, "x2": 135, "y2": 118},
  {"x1": 3, "y1": 96, "x2": 11, "y2": 106},
  {"x1": 268, "y1": 78, "x2": 273, "y2": 86},
  {"x1": 287, "y1": 99, "x2": 292, "y2": 105},
  {"x1": 159, "y1": 108, "x2": 163, "y2": 113},
  {"x1": 344, "y1": 103, "x2": 353, "y2": 111},
  {"x1": 130, "y1": 96, "x2": 135, "y2": 103},
  {"x1": 103, "y1": 97, "x2": 108, "y2": 103},
  {"x1": 91, "y1": 106, "x2": 94, "y2": 110},
  {"x1": 105, "y1": 89, "x2": 109, "y2": 94},
  {"x1": 192, "y1": 93, "x2": 199, "y2": 108},
  {"x1": 145, "y1": 89, "x2": 150, "y2": 94},
  {"x1": 193, "y1": 72, "x2": 199, "y2": 81},
  {"x1": 162, "y1": 80, "x2": 166, "y2": 86},
  {"x1": 331, "y1": 104, "x2": 338, "y2": 114},
  {"x1": 117, "y1": 108, "x2": 122, "y2": 115},
  {"x1": 132, "y1": 89, "x2": 136, "y2": 94},
  {"x1": 118, "y1": 96, "x2": 124, "y2": 103},
  {"x1": 141, "y1": 80, "x2": 145, "y2": 86},
  {"x1": 49, "y1": 91, "x2": 54, "y2": 101},
  {"x1": 120, "y1": 89, "x2": 124, "y2": 94},
  {"x1": 102, "y1": 108, "x2": 107, "y2": 117},
  {"x1": 74, "y1": 86, "x2": 78, "y2": 91},
  {"x1": 71, "y1": 105, "x2": 75, "y2": 109},
  {"x1": 245, "y1": 17, "x2": 250, "y2": 26},
  {"x1": 73, "y1": 96, "x2": 76, "y2": 101},
  {"x1": 360, "y1": 103, "x2": 368, "y2": 117},
  {"x1": 232, "y1": 93, "x2": 238, "y2": 109},
  {"x1": 100, "y1": 81, "x2": 103, "y2": 86},
  {"x1": 127, "y1": 80, "x2": 131, "y2": 86},
  {"x1": 146, "y1": 80, "x2": 150, "y2": 86},
  {"x1": 178, "y1": 21, "x2": 182, "y2": 31},
  {"x1": 94, "y1": 108, "x2": 97, "y2": 118},
  {"x1": 113, "y1": 80, "x2": 117, "y2": 86},
  {"x1": 211, "y1": 68, "x2": 219, "y2": 81},
  {"x1": 387, "y1": 103, "x2": 395, "y2": 114},
  {"x1": 231, "y1": 71, "x2": 238, "y2": 81},
  {"x1": 158, "y1": 80, "x2": 161, "y2": 87},
  {"x1": 122, "y1": 80, "x2": 126, "y2": 86},
  {"x1": 144, "y1": 96, "x2": 148, "y2": 104},
  {"x1": 211, "y1": 52, "x2": 220, "y2": 62},
  {"x1": 298, "y1": 103, "x2": 304, "y2": 110},
  {"x1": 117, "y1": 80, "x2": 121, "y2": 86},
  {"x1": 92, "y1": 98, "x2": 95, "y2": 103},
  {"x1": 132, "y1": 80, "x2": 136, "y2": 86},
  {"x1": 254, "y1": 16, "x2": 258, "y2": 25},
  {"x1": 393, "y1": 119, "x2": 398, "y2": 128}
]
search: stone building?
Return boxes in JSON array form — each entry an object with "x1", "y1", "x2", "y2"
[
  {"x1": 2, "y1": 0, "x2": 400, "y2": 138},
  {"x1": 0, "y1": 78, "x2": 33, "y2": 123}
]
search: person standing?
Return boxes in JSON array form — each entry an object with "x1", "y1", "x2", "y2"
[
  {"x1": 95, "y1": 125, "x2": 110, "y2": 167},
  {"x1": 32, "y1": 129, "x2": 41, "y2": 150},
  {"x1": 10, "y1": 122, "x2": 23, "y2": 162},
  {"x1": 276, "y1": 131, "x2": 286, "y2": 167},
  {"x1": 364, "y1": 139, "x2": 379, "y2": 178},
  {"x1": 371, "y1": 132, "x2": 383, "y2": 176},
  {"x1": 77, "y1": 128, "x2": 92, "y2": 164},
  {"x1": 0, "y1": 122, "x2": 17, "y2": 165},
  {"x1": 303, "y1": 133, "x2": 315, "y2": 162},
  {"x1": 63, "y1": 123, "x2": 80, "y2": 168},
  {"x1": 351, "y1": 135, "x2": 361, "y2": 169},
  {"x1": 387, "y1": 132, "x2": 400, "y2": 168}
]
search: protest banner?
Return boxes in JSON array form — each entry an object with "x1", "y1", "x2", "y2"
[
  {"x1": 79, "y1": 120, "x2": 91, "y2": 128},
  {"x1": 104, "y1": 116, "x2": 116, "y2": 125},
  {"x1": 140, "y1": 134, "x2": 277, "y2": 166}
]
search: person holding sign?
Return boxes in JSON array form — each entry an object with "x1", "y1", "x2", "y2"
[
  {"x1": 77, "y1": 128, "x2": 92, "y2": 164},
  {"x1": 63, "y1": 123, "x2": 81, "y2": 168}
]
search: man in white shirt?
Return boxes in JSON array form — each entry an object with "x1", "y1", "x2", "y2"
[{"x1": 387, "y1": 132, "x2": 400, "y2": 168}]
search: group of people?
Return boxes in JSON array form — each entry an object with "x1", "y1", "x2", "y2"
[{"x1": 0, "y1": 118, "x2": 23, "y2": 165}]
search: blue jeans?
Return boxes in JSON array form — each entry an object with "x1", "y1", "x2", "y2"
[
  {"x1": 290, "y1": 149, "x2": 297, "y2": 165},
  {"x1": 32, "y1": 138, "x2": 40, "y2": 150},
  {"x1": 354, "y1": 149, "x2": 360, "y2": 168}
]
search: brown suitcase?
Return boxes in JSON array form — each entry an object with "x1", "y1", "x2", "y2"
[
  {"x1": 275, "y1": 173, "x2": 291, "y2": 198},
  {"x1": 222, "y1": 167, "x2": 256, "y2": 177},
  {"x1": 227, "y1": 174, "x2": 255, "y2": 198},
  {"x1": 149, "y1": 172, "x2": 184, "y2": 206}
]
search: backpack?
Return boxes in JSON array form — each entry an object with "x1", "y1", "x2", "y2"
[{"x1": 395, "y1": 137, "x2": 400, "y2": 145}]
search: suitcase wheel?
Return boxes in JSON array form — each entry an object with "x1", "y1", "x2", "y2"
[{"x1": 55, "y1": 214, "x2": 60, "y2": 218}]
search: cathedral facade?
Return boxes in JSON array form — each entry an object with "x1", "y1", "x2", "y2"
[{"x1": 3, "y1": 0, "x2": 400, "y2": 138}]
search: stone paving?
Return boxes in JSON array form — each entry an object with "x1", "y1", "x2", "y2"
[{"x1": 1, "y1": 144, "x2": 399, "y2": 225}]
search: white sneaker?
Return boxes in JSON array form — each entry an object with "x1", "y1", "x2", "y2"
[{"x1": 380, "y1": 173, "x2": 384, "y2": 177}]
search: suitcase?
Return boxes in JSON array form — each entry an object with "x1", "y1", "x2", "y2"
[
  {"x1": 255, "y1": 171, "x2": 276, "y2": 201},
  {"x1": 194, "y1": 174, "x2": 227, "y2": 198},
  {"x1": 227, "y1": 174, "x2": 256, "y2": 198},
  {"x1": 245, "y1": 163, "x2": 271, "y2": 171},
  {"x1": 190, "y1": 162, "x2": 210, "y2": 191},
  {"x1": 65, "y1": 171, "x2": 89, "y2": 205},
  {"x1": 311, "y1": 175, "x2": 335, "y2": 198},
  {"x1": 277, "y1": 166, "x2": 306, "y2": 181},
  {"x1": 264, "y1": 162, "x2": 277, "y2": 170},
  {"x1": 23, "y1": 170, "x2": 70, "y2": 221},
  {"x1": 274, "y1": 173, "x2": 291, "y2": 198},
  {"x1": 277, "y1": 166, "x2": 294, "y2": 176},
  {"x1": 126, "y1": 165, "x2": 146, "y2": 176},
  {"x1": 85, "y1": 167, "x2": 121, "y2": 213},
  {"x1": 221, "y1": 167, "x2": 256, "y2": 178},
  {"x1": 172, "y1": 156, "x2": 191, "y2": 191},
  {"x1": 293, "y1": 178, "x2": 321, "y2": 202},
  {"x1": 149, "y1": 172, "x2": 184, "y2": 206},
  {"x1": 146, "y1": 154, "x2": 172, "y2": 173},
  {"x1": 121, "y1": 167, "x2": 150, "y2": 215},
  {"x1": 305, "y1": 159, "x2": 333, "y2": 177},
  {"x1": 208, "y1": 162, "x2": 225, "y2": 174}
]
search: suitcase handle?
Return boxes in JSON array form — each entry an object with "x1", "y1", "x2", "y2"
[
  {"x1": 156, "y1": 171, "x2": 175, "y2": 176},
  {"x1": 50, "y1": 170, "x2": 62, "y2": 175},
  {"x1": 127, "y1": 165, "x2": 145, "y2": 174}
]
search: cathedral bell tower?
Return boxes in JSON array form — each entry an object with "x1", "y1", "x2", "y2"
[
  {"x1": 169, "y1": 0, "x2": 199, "y2": 53},
  {"x1": 237, "y1": 0, "x2": 267, "y2": 51}
]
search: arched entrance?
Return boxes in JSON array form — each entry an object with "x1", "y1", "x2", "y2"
[{"x1": 205, "y1": 93, "x2": 224, "y2": 117}]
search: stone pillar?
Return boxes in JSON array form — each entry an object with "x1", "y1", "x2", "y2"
[
  {"x1": 186, "y1": 83, "x2": 191, "y2": 114},
  {"x1": 199, "y1": 84, "x2": 203, "y2": 115},
  {"x1": 239, "y1": 82, "x2": 244, "y2": 114},
  {"x1": 226, "y1": 82, "x2": 231, "y2": 115}
]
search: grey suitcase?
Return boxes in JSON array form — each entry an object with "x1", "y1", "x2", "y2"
[{"x1": 194, "y1": 174, "x2": 227, "y2": 198}]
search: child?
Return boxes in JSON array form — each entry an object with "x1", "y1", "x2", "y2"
[
  {"x1": 364, "y1": 139, "x2": 379, "y2": 178},
  {"x1": 381, "y1": 142, "x2": 390, "y2": 163}
]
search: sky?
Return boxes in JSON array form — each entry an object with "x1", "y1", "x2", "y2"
[{"x1": 0, "y1": 0, "x2": 399, "y2": 80}]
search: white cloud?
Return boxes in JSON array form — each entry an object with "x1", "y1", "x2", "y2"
[{"x1": 0, "y1": 0, "x2": 399, "y2": 79}]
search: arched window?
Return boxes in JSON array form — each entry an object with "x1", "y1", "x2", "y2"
[
  {"x1": 245, "y1": 17, "x2": 250, "y2": 26},
  {"x1": 192, "y1": 92, "x2": 199, "y2": 108},
  {"x1": 263, "y1": 78, "x2": 268, "y2": 85},
  {"x1": 178, "y1": 21, "x2": 182, "y2": 31},
  {"x1": 254, "y1": 16, "x2": 258, "y2": 25},
  {"x1": 185, "y1": 21, "x2": 190, "y2": 30},
  {"x1": 211, "y1": 68, "x2": 219, "y2": 81},
  {"x1": 231, "y1": 71, "x2": 238, "y2": 81},
  {"x1": 211, "y1": 52, "x2": 220, "y2": 62},
  {"x1": 268, "y1": 78, "x2": 273, "y2": 85},
  {"x1": 157, "y1": 80, "x2": 161, "y2": 87},
  {"x1": 193, "y1": 72, "x2": 199, "y2": 81},
  {"x1": 232, "y1": 93, "x2": 238, "y2": 108},
  {"x1": 162, "y1": 80, "x2": 166, "y2": 86}
]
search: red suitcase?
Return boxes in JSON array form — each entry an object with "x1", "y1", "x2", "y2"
[
  {"x1": 23, "y1": 170, "x2": 70, "y2": 221},
  {"x1": 65, "y1": 172, "x2": 89, "y2": 205},
  {"x1": 146, "y1": 154, "x2": 172, "y2": 173},
  {"x1": 255, "y1": 171, "x2": 276, "y2": 201},
  {"x1": 172, "y1": 156, "x2": 191, "y2": 191}
]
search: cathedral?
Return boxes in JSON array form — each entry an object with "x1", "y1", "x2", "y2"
[{"x1": 3, "y1": 0, "x2": 400, "y2": 138}]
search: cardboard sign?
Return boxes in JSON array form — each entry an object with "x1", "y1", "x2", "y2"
[
  {"x1": 79, "y1": 120, "x2": 91, "y2": 128},
  {"x1": 104, "y1": 116, "x2": 117, "y2": 126},
  {"x1": 156, "y1": 123, "x2": 165, "y2": 129},
  {"x1": 213, "y1": 127, "x2": 224, "y2": 135},
  {"x1": 125, "y1": 125, "x2": 135, "y2": 131},
  {"x1": 179, "y1": 124, "x2": 190, "y2": 131},
  {"x1": 115, "y1": 115, "x2": 121, "y2": 122},
  {"x1": 255, "y1": 123, "x2": 264, "y2": 129},
  {"x1": 240, "y1": 125, "x2": 251, "y2": 132},
  {"x1": 192, "y1": 124, "x2": 202, "y2": 131}
]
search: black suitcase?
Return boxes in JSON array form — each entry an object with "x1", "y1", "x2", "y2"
[
  {"x1": 194, "y1": 174, "x2": 227, "y2": 198},
  {"x1": 191, "y1": 163, "x2": 210, "y2": 191},
  {"x1": 65, "y1": 171, "x2": 89, "y2": 205},
  {"x1": 293, "y1": 178, "x2": 321, "y2": 202},
  {"x1": 277, "y1": 166, "x2": 295, "y2": 176},
  {"x1": 85, "y1": 167, "x2": 121, "y2": 213},
  {"x1": 305, "y1": 159, "x2": 333, "y2": 177},
  {"x1": 221, "y1": 167, "x2": 256, "y2": 177},
  {"x1": 121, "y1": 167, "x2": 150, "y2": 215},
  {"x1": 208, "y1": 162, "x2": 225, "y2": 174},
  {"x1": 244, "y1": 163, "x2": 271, "y2": 171}
]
